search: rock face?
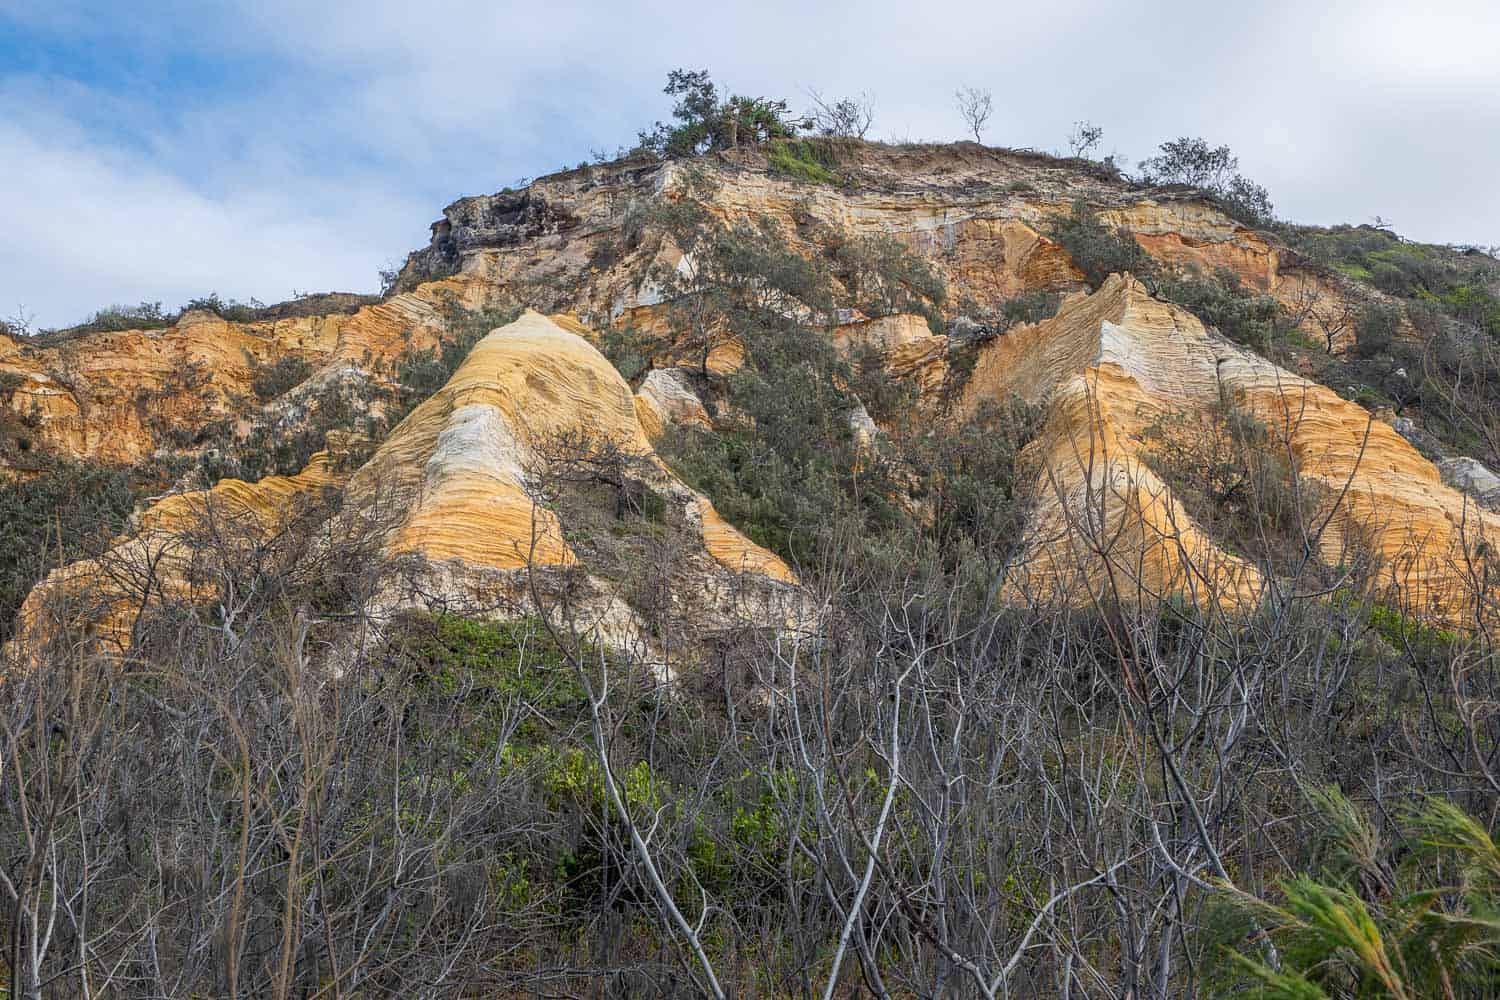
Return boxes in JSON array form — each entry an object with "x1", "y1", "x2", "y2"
[
  {"x1": 10, "y1": 141, "x2": 1490, "y2": 645},
  {"x1": 0, "y1": 275, "x2": 493, "y2": 470},
  {"x1": 18, "y1": 313, "x2": 794, "y2": 653},
  {"x1": 962, "y1": 275, "x2": 1500, "y2": 621},
  {"x1": 346, "y1": 310, "x2": 789, "y2": 581},
  {"x1": 1439, "y1": 457, "x2": 1500, "y2": 511}
]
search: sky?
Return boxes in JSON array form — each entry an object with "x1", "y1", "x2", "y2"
[{"x1": 2, "y1": 0, "x2": 1498, "y2": 329}]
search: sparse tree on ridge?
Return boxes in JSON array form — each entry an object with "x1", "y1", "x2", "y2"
[
  {"x1": 806, "y1": 88, "x2": 875, "y2": 139},
  {"x1": 1068, "y1": 119, "x2": 1103, "y2": 158},
  {"x1": 1139, "y1": 135, "x2": 1274, "y2": 224},
  {"x1": 637, "y1": 69, "x2": 800, "y2": 159},
  {"x1": 955, "y1": 85, "x2": 993, "y2": 143}
]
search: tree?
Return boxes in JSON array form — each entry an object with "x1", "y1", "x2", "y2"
[
  {"x1": 1139, "y1": 136, "x2": 1275, "y2": 225},
  {"x1": 1353, "y1": 302, "x2": 1399, "y2": 358},
  {"x1": 806, "y1": 89, "x2": 874, "y2": 139},
  {"x1": 637, "y1": 69, "x2": 799, "y2": 159},
  {"x1": 1067, "y1": 120, "x2": 1103, "y2": 158},
  {"x1": 954, "y1": 85, "x2": 993, "y2": 143}
]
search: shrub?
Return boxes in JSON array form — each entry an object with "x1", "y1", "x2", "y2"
[
  {"x1": 1046, "y1": 200, "x2": 1149, "y2": 288},
  {"x1": 828, "y1": 231, "x2": 947, "y2": 321},
  {"x1": 767, "y1": 139, "x2": 840, "y2": 185},
  {"x1": 1154, "y1": 267, "x2": 1285, "y2": 350},
  {"x1": 182, "y1": 292, "x2": 262, "y2": 322},
  {"x1": 1354, "y1": 303, "x2": 1399, "y2": 358},
  {"x1": 1215, "y1": 791, "x2": 1500, "y2": 999},
  {"x1": 999, "y1": 289, "x2": 1062, "y2": 328},
  {"x1": 0, "y1": 459, "x2": 137, "y2": 638},
  {"x1": 636, "y1": 69, "x2": 799, "y2": 159},
  {"x1": 250, "y1": 355, "x2": 314, "y2": 402},
  {"x1": 70, "y1": 301, "x2": 173, "y2": 334},
  {"x1": 384, "y1": 613, "x2": 580, "y2": 745}
]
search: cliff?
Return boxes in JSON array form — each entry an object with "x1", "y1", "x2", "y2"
[{"x1": 9, "y1": 140, "x2": 1497, "y2": 648}]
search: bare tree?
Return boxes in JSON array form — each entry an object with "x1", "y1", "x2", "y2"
[
  {"x1": 806, "y1": 89, "x2": 875, "y2": 139},
  {"x1": 954, "y1": 86, "x2": 994, "y2": 143},
  {"x1": 1068, "y1": 120, "x2": 1104, "y2": 158}
]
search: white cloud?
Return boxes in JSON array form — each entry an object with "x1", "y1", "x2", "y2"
[
  {"x1": 2, "y1": 0, "x2": 1498, "y2": 327},
  {"x1": 0, "y1": 115, "x2": 427, "y2": 327}
]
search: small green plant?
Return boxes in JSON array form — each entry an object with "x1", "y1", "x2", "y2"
[
  {"x1": 1213, "y1": 790, "x2": 1500, "y2": 998},
  {"x1": 767, "y1": 139, "x2": 841, "y2": 185},
  {"x1": 1353, "y1": 303, "x2": 1399, "y2": 359}
]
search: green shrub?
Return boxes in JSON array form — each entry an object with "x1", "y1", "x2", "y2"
[
  {"x1": 999, "y1": 289, "x2": 1062, "y2": 328},
  {"x1": 636, "y1": 68, "x2": 799, "y2": 159},
  {"x1": 70, "y1": 301, "x2": 173, "y2": 334},
  {"x1": 385, "y1": 612, "x2": 580, "y2": 745},
  {"x1": 182, "y1": 292, "x2": 261, "y2": 322},
  {"x1": 250, "y1": 355, "x2": 314, "y2": 401},
  {"x1": 1353, "y1": 302, "x2": 1399, "y2": 358},
  {"x1": 767, "y1": 139, "x2": 840, "y2": 185},
  {"x1": 0, "y1": 460, "x2": 137, "y2": 638},
  {"x1": 1154, "y1": 267, "x2": 1285, "y2": 350},
  {"x1": 1047, "y1": 200, "x2": 1149, "y2": 288}
]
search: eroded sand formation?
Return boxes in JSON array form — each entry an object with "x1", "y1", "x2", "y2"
[{"x1": 10, "y1": 142, "x2": 1492, "y2": 649}]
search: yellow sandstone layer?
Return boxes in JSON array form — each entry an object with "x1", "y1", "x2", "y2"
[{"x1": 963, "y1": 275, "x2": 1498, "y2": 621}]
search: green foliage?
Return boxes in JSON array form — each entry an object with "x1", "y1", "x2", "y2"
[
  {"x1": 821, "y1": 225, "x2": 948, "y2": 321},
  {"x1": 1285, "y1": 224, "x2": 1500, "y2": 338},
  {"x1": 636, "y1": 69, "x2": 799, "y2": 159},
  {"x1": 1047, "y1": 200, "x2": 1149, "y2": 288},
  {"x1": 385, "y1": 613, "x2": 580, "y2": 745},
  {"x1": 182, "y1": 292, "x2": 262, "y2": 322},
  {"x1": 596, "y1": 323, "x2": 663, "y2": 384},
  {"x1": 903, "y1": 398, "x2": 1044, "y2": 567},
  {"x1": 1139, "y1": 136, "x2": 1275, "y2": 225},
  {"x1": 1366, "y1": 603, "x2": 1459, "y2": 651},
  {"x1": 1215, "y1": 792, "x2": 1500, "y2": 999},
  {"x1": 999, "y1": 289, "x2": 1062, "y2": 328},
  {"x1": 767, "y1": 139, "x2": 841, "y2": 185},
  {"x1": 250, "y1": 354, "x2": 314, "y2": 401},
  {"x1": 1155, "y1": 266, "x2": 1287, "y2": 350},
  {"x1": 69, "y1": 301, "x2": 173, "y2": 334},
  {"x1": 0, "y1": 460, "x2": 137, "y2": 638},
  {"x1": 1353, "y1": 303, "x2": 1400, "y2": 359},
  {"x1": 845, "y1": 343, "x2": 918, "y2": 425}
]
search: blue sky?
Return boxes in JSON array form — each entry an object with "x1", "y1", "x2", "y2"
[{"x1": 3, "y1": 0, "x2": 1498, "y2": 328}]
